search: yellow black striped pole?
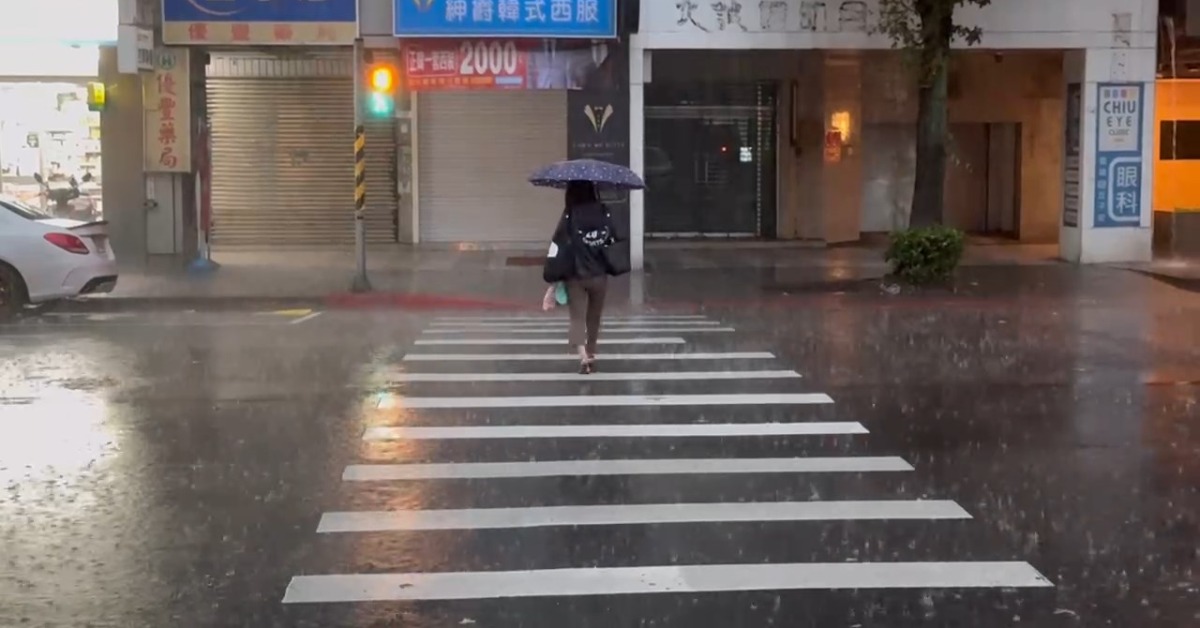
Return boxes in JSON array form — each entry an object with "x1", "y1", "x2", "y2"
[{"x1": 354, "y1": 125, "x2": 366, "y2": 215}]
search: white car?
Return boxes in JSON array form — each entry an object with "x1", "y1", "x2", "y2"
[{"x1": 0, "y1": 196, "x2": 117, "y2": 317}]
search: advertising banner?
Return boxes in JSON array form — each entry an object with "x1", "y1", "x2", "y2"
[
  {"x1": 566, "y1": 40, "x2": 629, "y2": 229},
  {"x1": 395, "y1": 0, "x2": 616, "y2": 39},
  {"x1": 1093, "y1": 83, "x2": 1144, "y2": 229},
  {"x1": 404, "y1": 39, "x2": 615, "y2": 91},
  {"x1": 162, "y1": 0, "x2": 357, "y2": 45},
  {"x1": 143, "y1": 48, "x2": 192, "y2": 173}
]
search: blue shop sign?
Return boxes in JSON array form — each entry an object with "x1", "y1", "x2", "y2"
[
  {"x1": 1093, "y1": 83, "x2": 1145, "y2": 229},
  {"x1": 395, "y1": 0, "x2": 617, "y2": 38},
  {"x1": 162, "y1": 0, "x2": 358, "y2": 23}
]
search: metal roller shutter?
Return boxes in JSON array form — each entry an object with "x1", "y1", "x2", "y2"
[
  {"x1": 418, "y1": 90, "x2": 566, "y2": 243},
  {"x1": 207, "y1": 52, "x2": 397, "y2": 246}
]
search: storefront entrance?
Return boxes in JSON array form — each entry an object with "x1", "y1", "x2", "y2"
[{"x1": 644, "y1": 81, "x2": 777, "y2": 238}]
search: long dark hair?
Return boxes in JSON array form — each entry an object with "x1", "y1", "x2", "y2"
[{"x1": 565, "y1": 181, "x2": 597, "y2": 209}]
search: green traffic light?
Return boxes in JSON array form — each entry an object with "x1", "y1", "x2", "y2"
[{"x1": 368, "y1": 91, "x2": 394, "y2": 116}]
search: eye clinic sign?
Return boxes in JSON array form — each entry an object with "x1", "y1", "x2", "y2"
[{"x1": 1093, "y1": 83, "x2": 1145, "y2": 229}]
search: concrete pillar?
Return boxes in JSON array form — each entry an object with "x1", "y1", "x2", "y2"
[
  {"x1": 628, "y1": 36, "x2": 646, "y2": 271},
  {"x1": 98, "y1": 45, "x2": 148, "y2": 266},
  {"x1": 820, "y1": 51, "x2": 863, "y2": 244},
  {"x1": 1060, "y1": 46, "x2": 1155, "y2": 263}
]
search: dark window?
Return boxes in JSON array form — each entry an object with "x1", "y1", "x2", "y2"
[{"x1": 1160, "y1": 120, "x2": 1200, "y2": 159}]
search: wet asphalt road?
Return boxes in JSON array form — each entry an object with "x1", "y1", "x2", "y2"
[{"x1": 2, "y1": 286, "x2": 1200, "y2": 627}]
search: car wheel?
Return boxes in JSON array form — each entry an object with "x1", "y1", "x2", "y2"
[{"x1": 0, "y1": 264, "x2": 28, "y2": 320}]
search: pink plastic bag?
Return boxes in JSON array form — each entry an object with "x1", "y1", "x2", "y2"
[{"x1": 542, "y1": 285, "x2": 557, "y2": 311}]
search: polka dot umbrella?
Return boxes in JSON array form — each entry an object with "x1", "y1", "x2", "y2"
[{"x1": 528, "y1": 158, "x2": 646, "y2": 191}]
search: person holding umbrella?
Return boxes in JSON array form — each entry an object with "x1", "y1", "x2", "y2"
[{"x1": 533, "y1": 159, "x2": 643, "y2": 374}]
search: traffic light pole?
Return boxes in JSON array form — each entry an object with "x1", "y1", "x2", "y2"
[{"x1": 350, "y1": 37, "x2": 372, "y2": 293}]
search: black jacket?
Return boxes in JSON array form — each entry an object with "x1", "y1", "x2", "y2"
[{"x1": 551, "y1": 201, "x2": 621, "y2": 280}]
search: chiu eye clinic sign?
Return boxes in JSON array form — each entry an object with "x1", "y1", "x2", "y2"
[
  {"x1": 396, "y1": 0, "x2": 617, "y2": 38},
  {"x1": 1093, "y1": 83, "x2": 1145, "y2": 229}
]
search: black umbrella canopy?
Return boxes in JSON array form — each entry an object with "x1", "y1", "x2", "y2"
[{"x1": 528, "y1": 158, "x2": 646, "y2": 191}]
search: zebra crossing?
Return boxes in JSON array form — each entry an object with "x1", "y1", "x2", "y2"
[{"x1": 283, "y1": 312, "x2": 1052, "y2": 607}]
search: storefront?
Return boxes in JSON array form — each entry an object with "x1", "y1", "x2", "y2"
[
  {"x1": 162, "y1": 0, "x2": 380, "y2": 247},
  {"x1": 629, "y1": 0, "x2": 1157, "y2": 265},
  {"x1": 398, "y1": 1, "x2": 623, "y2": 244},
  {"x1": 204, "y1": 49, "x2": 399, "y2": 246}
]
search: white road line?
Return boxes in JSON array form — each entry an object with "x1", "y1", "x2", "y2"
[
  {"x1": 428, "y1": 320, "x2": 725, "y2": 328},
  {"x1": 317, "y1": 500, "x2": 971, "y2": 533},
  {"x1": 283, "y1": 561, "x2": 1052, "y2": 603},
  {"x1": 377, "y1": 393, "x2": 834, "y2": 409},
  {"x1": 435, "y1": 315, "x2": 711, "y2": 322},
  {"x1": 362, "y1": 421, "x2": 865, "y2": 440},
  {"x1": 377, "y1": 370, "x2": 800, "y2": 382},
  {"x1": 402, "y1": 352, "x2": 776, "y2": 362},
  {"x1": 414, "y1": 337, "x2": 687, "y2": 346},
  {"x1": 291, "y1": 311, "x2": 324, "y2": 325},
  {"x1": 342, "y1": 456, "x2": 913, "y2": 481},
  {"x1": 422, "y1": 327, "x2": 735, "y2": 334}
]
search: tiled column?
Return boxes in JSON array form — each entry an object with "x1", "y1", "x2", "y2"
[
  {"x1": 1060, "y1": 46, "x2": 1155, "y2": 263},
  {"x1": 628, "y1": 37, "x2": 646, "y2": 270}
]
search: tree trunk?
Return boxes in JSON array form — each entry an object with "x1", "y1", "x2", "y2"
[{"x1": 909, "y1": 46, "x2": 950, "y2": 228}]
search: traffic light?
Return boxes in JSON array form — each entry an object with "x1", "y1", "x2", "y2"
[{"x1": 366, "y1": 65, "x2": 395, "y2": 117}]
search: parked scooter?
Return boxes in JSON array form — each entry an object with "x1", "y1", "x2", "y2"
[{"x1": 32, "y1": 171, "x2": 100, "y2": 222}]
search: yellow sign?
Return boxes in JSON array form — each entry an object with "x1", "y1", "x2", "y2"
[{"x1": 143, "y1": 48, "x2": 192, "y2": 173}]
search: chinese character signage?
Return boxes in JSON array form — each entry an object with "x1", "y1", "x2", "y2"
[
  {"x1": 404, "y1": 39, "x2": 615, "y2": 90},
  {"x1": 1063, "y1": 82, "x2": 1081, "y2": 227},
  {"x1": 144, "y1": 48, "x2": 192, "y2": 173},
  {"x1": 395, "y1": 0, "x2": 616, "y2": 39},
  {"x1": 1093, "y1": 83, "x2": 1144, "y2": 228},
  {"x1": 162, "y1": 0, "x2": 357, "y2": 45},
  {"x1": 649, "y1": 0, "x2": 877, "y2": 35}
]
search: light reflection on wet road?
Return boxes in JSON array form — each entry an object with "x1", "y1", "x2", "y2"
[{"x1": 1, "y1": 277, "x2": 1199, "y2": 627}]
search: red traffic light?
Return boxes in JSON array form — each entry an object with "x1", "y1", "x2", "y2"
[{"x1": 369, "y1": 65, "x2": 395, "y2": 91}]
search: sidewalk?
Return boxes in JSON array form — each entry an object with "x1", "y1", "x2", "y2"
[{"x1": 64, "y1": 242, "x2": 1172, "y2": 312}]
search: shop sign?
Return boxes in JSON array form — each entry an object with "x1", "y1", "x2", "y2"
[
  {"x1": 1093, "y1": 83, "x2": 1143, "y2": 228},
  {"x1": 162, "y1": 0, "x2": 357, "y2": 45},
  {"x1": 143, "y1": 48, "x2": 192, "y2": 173},
  {"x1": 404, "y1": 39, "x2": 615, "y2": 90},
  {"x1": 1062, "y1": 82, "x2": 1081, "y2": 228},
  {"x1": 405, "y1": 40, "x2": 530, "y2": 90},
  {"x1": 395, "y1": 0, "x2": 616, "y2": 39}
]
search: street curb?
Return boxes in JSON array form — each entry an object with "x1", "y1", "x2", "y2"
[
  {"x1": 53, "y1": 292, "x2": 537, "y2": 313},
  {"x1": 53, "y1": 296, "x2": 327, "y2": 313},
  {"x1": 323, "y1": 292, "x2": 534, "y2": 311}
]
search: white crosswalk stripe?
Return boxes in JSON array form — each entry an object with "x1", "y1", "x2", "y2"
[
  {"x1": 402, "y1": 351, "x2": 776, "y2": 361},
  {"x1": 423, "y1": 327, "x2": 736, "y2": 334},
  {"x1": 376, "y1": 392, "x2": 834, "y2": 409},
  {"x1": 363, "y1": 421, "x2": 865, "y2": 440},
  {"x1": 374, "y1": 369, "x2": 801, "y2": 382},
  {"x1": 284, "y1": 313, "x2": 1051, "y2": 606},
  {"x1": 415, "y1": 337, "x2": 687, "y2": 345},
  {"x1": 316, "y1": 500, "x2": 973, "y2": 532}
]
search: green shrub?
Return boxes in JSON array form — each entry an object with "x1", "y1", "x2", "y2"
[{"x1": 884, "y1": 226, "x2": 965, "y2": 285}]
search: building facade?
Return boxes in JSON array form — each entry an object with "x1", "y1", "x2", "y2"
[
  {"x1": 101, "y1": 0, "x2": 1156, "y2": 266},
  {"x1": 103, "y1": 0, "x2": 626, "y2": 254},
  {"x1": 628, "y1": 0, "x2": 1159, "y2": 266}
]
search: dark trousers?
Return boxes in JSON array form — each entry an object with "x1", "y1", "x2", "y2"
[{"x1": 566, "y1": 276, "x2": 608, "y2": 354}]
